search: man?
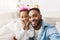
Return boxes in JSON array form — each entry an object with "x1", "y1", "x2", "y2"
[{"x1": 28, "y1": 8, "x2": 60, "y2": 40}]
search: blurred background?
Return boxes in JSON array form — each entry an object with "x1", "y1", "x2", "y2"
[{"x1": 0, "y1": 0, "x2": 60, "y2": 33}]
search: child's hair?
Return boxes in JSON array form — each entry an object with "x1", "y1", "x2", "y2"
[
  {"x1": 18, "y1": 7, "x2": 29, "y2": 17},
  {"x1": 19, "y1": 8, "x2": 29, "y2": 12}
]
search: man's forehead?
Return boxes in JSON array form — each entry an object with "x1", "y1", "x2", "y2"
[
  {"x1": 29, "y1": 10, "x2": 39, "y2": 14},
  {"x1": 29, "y1": 10, "x2": 39, "y2": 13}
]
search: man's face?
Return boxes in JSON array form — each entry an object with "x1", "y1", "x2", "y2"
[
  {"x1": 29, "y1": 10, "x2": 42, "y2": 28},
  {"x1": 19, "y1": 11, "x2": 29, "y2": 23}
]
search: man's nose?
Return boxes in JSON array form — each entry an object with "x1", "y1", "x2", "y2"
[{"x1": 31, "y1": 17, "x2": 36, "y2": 20}]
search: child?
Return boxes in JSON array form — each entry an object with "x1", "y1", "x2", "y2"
[{"x1": 13, "y1": 8, "x2": 34, "y2": 40}]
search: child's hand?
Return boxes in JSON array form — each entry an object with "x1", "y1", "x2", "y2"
[
  {"x1": 22, "y1": 20, "x2": 30, "y2": 30},
  {"x1": 12, "y1": 36, "x2": 17, "y2": 40}
]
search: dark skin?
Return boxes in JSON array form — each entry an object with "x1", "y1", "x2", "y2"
[
  {"x1": 34, "y1": 22, "x2": 42, "y2": 30},
  {"x1": 29, "y1": 10, "x2": 42, "y2": 30}
]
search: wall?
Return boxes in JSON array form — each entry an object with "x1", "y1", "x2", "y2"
[
  {"x1": 39, "y1": 0, "x2": 60, "y2": 18},
  {"x1": 0, "y1": 0, "x2": 18, "y2": 27}
]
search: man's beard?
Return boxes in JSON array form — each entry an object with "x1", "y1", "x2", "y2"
[{"x1": 31, "y1": 19, "x2": 42, "y2": 28}]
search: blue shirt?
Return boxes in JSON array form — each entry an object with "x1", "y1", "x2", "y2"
[{"x1": 37, "y1": 21, "x2": 60, "y2": 40}]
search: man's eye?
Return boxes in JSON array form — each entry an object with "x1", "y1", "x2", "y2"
[{"x1": 33, "y1": 15, "x2": 37, "y2": 17}]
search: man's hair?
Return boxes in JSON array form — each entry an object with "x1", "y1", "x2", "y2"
[{"x1": 28, "y1": 8, "x2": 40, "y2": 14}]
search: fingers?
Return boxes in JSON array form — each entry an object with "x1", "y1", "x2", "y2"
[
  {"x1": 26, "y1": 21, "x2": 30, "y2": 26},
  {"x1": 20, "y1": 19, "x2": 30, "y2": 30},
  {"x1": 13, "y1": 36, "x2": 17, "y2": 40}
]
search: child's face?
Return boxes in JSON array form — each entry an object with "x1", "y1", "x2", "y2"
[{"x1": 19, "y1": 11, "x2": 29, "y2": 23}]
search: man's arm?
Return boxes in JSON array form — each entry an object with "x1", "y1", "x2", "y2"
[{"x1": 47, "y1": 25, "x2": 60, "y2": 40}]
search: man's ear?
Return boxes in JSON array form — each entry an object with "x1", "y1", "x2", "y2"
[{"x1": 40, "y1": 14, "x2": 42, "y2": 19}]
